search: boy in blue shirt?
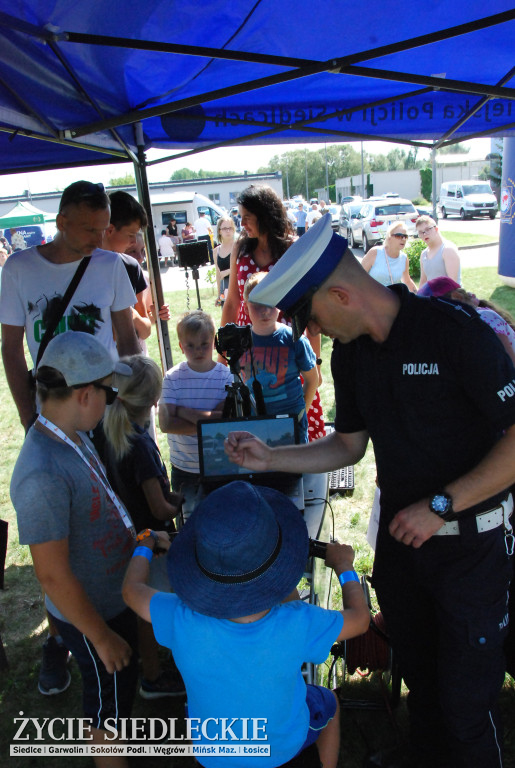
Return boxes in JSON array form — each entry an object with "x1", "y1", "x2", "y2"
[
  {"x1": 241, "y1": 272, "x2": 318, "y2": 442},
  {"x1": 123, "y1": 481, "x2": 370, "y2": 768}
]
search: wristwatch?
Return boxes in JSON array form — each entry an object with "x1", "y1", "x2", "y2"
[{"x1": 428, "y1": 492, "x2": 454, "y2": 521}]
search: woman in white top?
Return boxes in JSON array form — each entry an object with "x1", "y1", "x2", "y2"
[{"x1": 361, "y1": 222, "x2": 418, "y2": 291}]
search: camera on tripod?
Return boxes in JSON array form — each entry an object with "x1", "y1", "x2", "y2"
[{"x1": 215, "y1": 323, "x2": 252, "y2": 364}]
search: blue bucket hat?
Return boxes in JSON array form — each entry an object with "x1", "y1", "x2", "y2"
[
  {"x1": 167, "y1": 481, "x2": 308, "y2": 619},
  {"x1": 250, "y1": 215, "x2": 348, "y2": 341}
]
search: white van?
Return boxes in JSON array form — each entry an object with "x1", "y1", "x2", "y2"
[
  {"x1": 439, "y1": 181, "x2": 498, "y2": 220},
  {"x1": 150, "y1": 191, "x2": 225, "y2": 242}
]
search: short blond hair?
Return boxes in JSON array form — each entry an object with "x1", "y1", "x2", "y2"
[
  {"x1": 177, "y1": 310, "x2": 216, "y2": 341},
  {"x1": 243, "y1": 271, "x2": 268, "y2": 302},
  {"x1": 386, "y1": 221, "x2": 408, "y2": 239},
  {"x1": 416, "y1": 215, "x2": 436, "y2": 229}
]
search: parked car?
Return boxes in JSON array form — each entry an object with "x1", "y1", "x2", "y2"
[
  {"x1": 339, "y1": 203, "x2": 363, "y2": 240},
  {"x1": 416, "y1": 206, "x2": 436, "y2": 219},
  {"x1": 327, "y1": 204, "x2": 340, "y2": 231},
  {"x1": 347, "y1": 198, "x2": 419, "y2": 252},
  {"x1": 340, "y1": 195, "x2": 362, "y2": 204},
  {"x1": 438, "y1": 181, "x2": 498, "y2": 220}
]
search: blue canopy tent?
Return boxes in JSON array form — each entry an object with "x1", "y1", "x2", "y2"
[{"x1": 1, "y1": 1, "x2": 514, "y2": 365}]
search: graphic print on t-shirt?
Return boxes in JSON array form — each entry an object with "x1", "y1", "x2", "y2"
[{"x1": 29, "y1": 292, "x2": 103, "y2": 343}]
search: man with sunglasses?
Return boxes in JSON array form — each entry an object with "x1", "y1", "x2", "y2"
[
  {"x1": 11, "y1": 331, "x2": 137, "y2": 766},
  {"x1": 0, "y1": 180, "x2": 140, "y2": 435},
  {"x1": 416, "y1": 215, "x2": 461, "y2": 290},
  {"x1": 0, "y1": 180, "x2": 140, "y2": 698}
]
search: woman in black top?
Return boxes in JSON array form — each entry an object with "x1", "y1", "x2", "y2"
[{"x1": 167, "y1": 217, "x2": 178, "y2": 237}]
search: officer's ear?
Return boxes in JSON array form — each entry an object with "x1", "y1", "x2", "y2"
[{"x1": 327, "y1": 286, "x2": 350, "y2": 306}]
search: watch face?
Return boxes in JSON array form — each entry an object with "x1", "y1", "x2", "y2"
[{"x1": 432, "y1": 495, "x2": 450, "y2": 513}]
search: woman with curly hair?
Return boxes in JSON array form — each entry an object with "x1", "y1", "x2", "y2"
[{"x1": 221, "y1": 185, "x2": 326, "y2": 441}]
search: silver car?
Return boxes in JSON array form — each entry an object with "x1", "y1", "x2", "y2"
[
  {"x1": 347, "y1": 198, "x2": 419, "y2": 252},
  {"x1": 339, "y1": 203, "x2": 363, "y2": 240}
]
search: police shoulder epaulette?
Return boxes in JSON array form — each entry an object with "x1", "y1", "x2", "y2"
[{"x1": 430, "y1": 296, "x2": 478, "y2": 325}]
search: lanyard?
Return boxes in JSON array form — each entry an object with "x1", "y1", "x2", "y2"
[{"x1": 37, "y1": 416, "x2": 136, "y2": 538}]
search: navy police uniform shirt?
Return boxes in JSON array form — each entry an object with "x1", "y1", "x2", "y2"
[{"x1": 332, "y1": 283, "x2": 515, "y2": 522}]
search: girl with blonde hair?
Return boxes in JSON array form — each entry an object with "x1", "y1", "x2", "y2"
[{"x1": 103, "y1": 354, "x2": 184, "y2": 698}]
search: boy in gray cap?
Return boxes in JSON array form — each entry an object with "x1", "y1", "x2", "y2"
[{"x1": 11, "y1": 331, "x2": 137, "y2": 768}]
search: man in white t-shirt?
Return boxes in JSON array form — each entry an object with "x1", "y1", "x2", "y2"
[
  {"x1": 305, "y1": 203, "x2": 320, "y2": 231},
  {"x1": 0, "y1": 180, "x2": 139, "y2": 433},
  {"x1": 192, "y1": 211, "x2": 214, "y2": 263}
]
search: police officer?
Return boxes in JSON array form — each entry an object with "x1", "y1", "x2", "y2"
[{"x1": 225, "y1": 215, "x2": 515, "y2": 768}]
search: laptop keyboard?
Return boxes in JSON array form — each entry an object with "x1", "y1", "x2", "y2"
[{"x1": 328, "y1": 466, "x2": 355, "y2": 494}]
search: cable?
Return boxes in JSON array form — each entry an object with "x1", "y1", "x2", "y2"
[{"x1": 331, "y1": 612, "x2": 390, "y2": 677}]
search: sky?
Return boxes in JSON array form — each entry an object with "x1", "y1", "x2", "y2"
[{"x1": 2, "y1": 138, "x2": 493, "y2": 198}]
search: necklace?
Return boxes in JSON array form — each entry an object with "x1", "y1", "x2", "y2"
[{"x1": 37, "y1": 416, "x2": 136, "y2": 538}]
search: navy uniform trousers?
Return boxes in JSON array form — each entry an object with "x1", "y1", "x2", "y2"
[{"x1": 372, "y1": 516, "x2": 512, "y2": 768}]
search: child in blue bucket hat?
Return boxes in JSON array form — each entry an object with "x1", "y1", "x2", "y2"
[{"x1": 123, "y1": 481, "x2": 369, "y2": 767}]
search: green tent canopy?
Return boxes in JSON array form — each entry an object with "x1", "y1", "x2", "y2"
[{"x1": 0, "y1": 201, "x2": 52, "y2": 228}]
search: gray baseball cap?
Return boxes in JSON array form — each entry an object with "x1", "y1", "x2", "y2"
[{"x1": 36, "y1": 331, "x2": 132, "y2": 386}]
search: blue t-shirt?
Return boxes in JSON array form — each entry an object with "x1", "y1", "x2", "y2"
[
  {"x1": 295, "y1": 209, "x2": 307, "y2": 228},
  {"x1": 240, "y1": 326, "x2": 316, "y2": 442},
  {"x1": 150, "y1": 595, "x2": 342, "y2": 767}
]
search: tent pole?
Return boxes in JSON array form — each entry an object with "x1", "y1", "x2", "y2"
[
  {"x1": 133, "y1": 123, "x2": 173, "y2": 372},
  {"x1": 431, "y1": 147, "x2": 437, "y2": 222}
]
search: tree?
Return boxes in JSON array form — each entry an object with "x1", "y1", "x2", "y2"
[
  {"x1": 437, "y1": 143, "x2": 470, "y2": 154},
  {"x1": 484, "y1": 138, "x2": 503, "y2": 199},
  {"x1": 261, "y1": 144, "x2": 366, "y2": 198},
  {"x1": 169, "y1": 168, "x2": 238, "y2": 181},
  {"x1": 420, "y1": 166, "x2": 432, "y2": 201},
  {"x1": 370, "y1": 154, "x2": 388, "y2": 172},
  {"x1": 109, "y1": 172, "x2": 135, "y2": 186},
  {"x1": 170, "y1": 168, "x2": 198, "y2": 180},
  {"x1": 386, "y1": 148, "x2": 407, "y2": 171}
]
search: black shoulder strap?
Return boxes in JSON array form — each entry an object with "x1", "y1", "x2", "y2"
[{"x1": 35, "y1": 256, "x2": 92, "y2": 369}]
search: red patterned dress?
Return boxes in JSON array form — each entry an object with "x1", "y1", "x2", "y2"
[{"x1": 236, "y1": 249, "x2": 326, "y2": 441}]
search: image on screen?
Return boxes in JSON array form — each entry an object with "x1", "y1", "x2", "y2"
[{"x1": 199, "y1": 416, "x2": 297, "y2": 478}]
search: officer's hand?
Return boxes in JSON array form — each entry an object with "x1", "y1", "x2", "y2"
[
  {"x1": 224, "y1": 431, "x2": 272, "y2": 471},
  {"x1": 389, "y1": 500, "x2": 444, "y2": 548}
]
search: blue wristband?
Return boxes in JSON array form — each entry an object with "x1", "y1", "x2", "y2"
[
  {"x1": 338, "y1": 570, "x2": 359, "y2": 587},
  {"x1": 133, "y1": 546, "x2": 153, "y2": 562}
]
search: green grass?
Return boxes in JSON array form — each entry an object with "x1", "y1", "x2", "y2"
[
  {"x1": 1, "y1": 270, "x2": 515, "y2": 767},
  {"x1": 439, "y1": 230, "x2": 498, "y2": 247}
]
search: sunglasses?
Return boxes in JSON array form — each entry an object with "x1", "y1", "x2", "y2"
[
  {"x1": 93, "y1": 383, "x2": 118, "y2": 405},
  {"x1": 73, "y1": 381, "x2": 118, "y2": 405},
  {"x1": 391, "y1": 233, "x2": 408, "y2": 239}
]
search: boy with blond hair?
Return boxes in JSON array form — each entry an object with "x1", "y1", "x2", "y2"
[
  {"x1": 159, "y1": 310, "x2": 232, "y2": 489},
  {"x1": 241, "y1": 272, "x2": 318, "y2": 442}
]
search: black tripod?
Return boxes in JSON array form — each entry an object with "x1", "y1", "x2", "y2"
[{"x1": 220, "y1": 350, "x2": 266, "y2": 419}]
